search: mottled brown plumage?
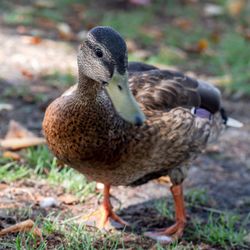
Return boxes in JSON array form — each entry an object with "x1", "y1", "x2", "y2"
[
  {"x1": 42, "y1": 26, "x2": 239, "y2": 243},
  {"x1": 43, "y1": 66, "x2": 222, "y2": 186}
]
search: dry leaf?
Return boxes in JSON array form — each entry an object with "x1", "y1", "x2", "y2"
[
  {"x1": 197, "y1": 39, "x2": 209, "y2": 52},
  {"x1": 227, "y1": 0, "x2": 246, "y2": 17},
  {"x1": 0, "y1": 138, "x2": 46, "y2": 150},
  {"x1": 140, "y1": 26, "x2": 164, "y2": 41},
  {"x1": 58, "y1": 194, "x2": 78, "y2": 205},
  {"x1": 21, "y1": 69, "x2": 34, "y2": 79},
  {"x1": 0, "y1": 219, "x2": 42, "y2": 238},
  {"x1": 156, "y1": 176, "x2": 171, "y2": 185},
  {"x1": 2, "y1": 151, "x2": 21, "y2": 161},
  {"x1": 5, "y1": 120, "x2": 36, "y2": 139},
  {"x1": 0, "y1": 183, "x2": 8, "y2": 191},
  {"x1": 185, "y1": 39, "x2": 209, "y2": 54},
  {"x1": 126, "y1": 39, "x2": 138, "y2": 53},
  {"x1": 0, "y1": 120, "x2": 46, "y2": 150},
  {"x1": 29, "y1": 36, "x2": 42, "y2": 45},
  {"x1": 173, "y1": 17, "x2": 192, "y2": 31}
]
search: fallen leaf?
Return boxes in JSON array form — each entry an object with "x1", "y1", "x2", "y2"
[
  {"x1": 0, "y1": 219, "x2": 42, "y2": 238},
  {"x1": 58, "y1": 194, "x2": 78, "y2": 205},
  {"x1": 29, "y1": 36, "x2": 42, "y2": 45},
  {"x1": 197, "y1": 39, "x2": 209, "y2": 52},
  {"x1": 0, "y1": 183, "x2": 8, "y2": 191},
  {"x1": 0, "y1": 120, "x2": 46, "y2": 150},
  {"x1": 156, "y1": 176, "x2": 171, "y2": 185},
  {"x1": 0, "y1": 138, "x2": 46, "y2": 150},
  {"x1": 20, "y1": 69, "x2": 34, "y2": 79},
  {"x1": 184, "y1": 39, "x2": 209, "y2": 54},
  {"x1": 227, "y1": 0, "x2": 246, "y2": 17},
  {"x1": 237, "y1": 25, "x2": 250, "y2": 41},
  {"x1": 5, "y1": 120, "x2": 36, "y2": 139},
  {"x1": 173, "y1": 17, "x2": 192, "y2": 31},
  {"x1": 140, "y1": 26, "x2": 164, "y2": 41},
  {"x1": 2, "y1": 151, "x2": 21, "y2": 161},
  {"x1": 126, "y1": 39, "x2": 138, "y2": 53}
]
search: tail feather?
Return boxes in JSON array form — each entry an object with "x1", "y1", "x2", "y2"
[
  {"x1": 220, "y1": 108, "x2": 243, "y2": 128},
  {"x1": 226, "y1": 117, "x2": 243, "y2": 128}
]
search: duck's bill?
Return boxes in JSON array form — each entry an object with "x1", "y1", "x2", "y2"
[{"x1": 105, "y1": 71, "x2": 145, "y2": 126}]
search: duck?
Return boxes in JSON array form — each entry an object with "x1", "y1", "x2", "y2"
[{"x1": 42, "y1": 26, "x2": 242, "y2": 244}]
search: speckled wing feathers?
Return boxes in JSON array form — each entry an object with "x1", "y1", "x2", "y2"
[{"x1": 129, "y1": 70, "x2": 201, "y2": 112}]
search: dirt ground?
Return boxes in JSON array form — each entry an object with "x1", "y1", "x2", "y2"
[{"x1": 0, "y1": 6, "x2": 250, "y2": 249}]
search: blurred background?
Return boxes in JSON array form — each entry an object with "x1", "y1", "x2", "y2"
[{"x1": 0, "y1": 1, "x2": 250, "y2": 249}]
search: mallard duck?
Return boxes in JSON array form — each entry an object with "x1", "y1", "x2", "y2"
[{"x1": 43, "y1": 26, "x2": 242, "y2": 243}]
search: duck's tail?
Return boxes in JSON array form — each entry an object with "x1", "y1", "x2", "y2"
[{"x1": 220, "y1": 108, "x2": 243, "y2": 128}]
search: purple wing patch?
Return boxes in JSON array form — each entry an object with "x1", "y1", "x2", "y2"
[{"x1": 195, "y1": 108, "x2": 211, "y2": 120}]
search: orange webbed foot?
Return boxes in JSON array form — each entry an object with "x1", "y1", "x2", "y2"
[
  {"x1": 144, "y1": 220, "x2": 186, "y2": 244},
  {"x1": 81, "y1": 184, "x2": 129, "y2": 230},
  {"x1": 144, "y1": 184, "x2": 186, "y2": 244}
]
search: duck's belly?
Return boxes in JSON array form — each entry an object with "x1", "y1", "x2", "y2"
[{"x1": 72, "y1": 141, "x2": 195, "y2": 186}]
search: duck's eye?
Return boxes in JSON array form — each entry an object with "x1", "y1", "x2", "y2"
[{"x1": 95, "y1": 49, "x2": 103, "y2": 58}]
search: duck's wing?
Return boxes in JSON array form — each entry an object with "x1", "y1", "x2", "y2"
[
  {"x1": 129, "y1": 63, "x2": 221, "y2": 113},
  {"x1": 128, "y1": 61, "x2": 158, "y2": 72}
]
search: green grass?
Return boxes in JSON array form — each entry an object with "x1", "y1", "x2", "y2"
[
  {"x1": 0, "y1": 160, "x2": 30, "y2": 182},
  {"x1": 186, "y1": 188, "x2": 209, "y2": 207},
  {"x1": 154, "y1": 189, "x2": 249, "y2": 249},
  {"x1": 154, "y1": 199, "x2": 173, "y2": 220},
  {"x1": 1, "y1": 146, "x2": 95, "y2": 199},
  {"x1": 42, "y1": 71, "x2": 75, "y2": 89},
  {"x1": 0, "y1": 216, "x2": 127, "y2": 250},
  {"x1": 2, "y1": 85, "x2": 49, "y2": 103},
  {"x1": 213, "y1": 33, "x2": 250, "y2": 93},
  {"x1": 188, "y1": 212, "x2": 249, "y2": 248}
]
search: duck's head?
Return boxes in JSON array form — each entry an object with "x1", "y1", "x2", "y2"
[{"x1": 78, "y1": 26, "x2": 145, "y2": 126}]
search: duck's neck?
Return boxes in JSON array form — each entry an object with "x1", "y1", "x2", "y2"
[
  {"x1": 76, "y1": 71, "x2": 101, "y2": 100},
  {"x1": 76, "y1": 70, "x2": 133, "y2": 133}
]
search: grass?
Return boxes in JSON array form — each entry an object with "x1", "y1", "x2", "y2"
[
  {"x1": 154, "y1": 189, "x2": 249, "y2": 249},
  {"x1": 42, "y1": 71, "x2": 75, "y2": 89},
  {"x1": 1, "y1": 146, "x2": 96, "y2": 200},
  {"x1": 188, "y1": 212, "x2": 249, "y2": 248},
  {"x1": 2, "y1": 85, "x2": 49, "y2": 103},
  {"x1": 2, "y1": 146, "x2": 248, "y2": 249}
]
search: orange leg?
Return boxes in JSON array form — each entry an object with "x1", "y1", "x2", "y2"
[
  {"x1": 144, "y1": 184, "x2": 186, "y2": 244},
  {"x1": 83, "y1": 184, "x2": 129, "y2": 229}
]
